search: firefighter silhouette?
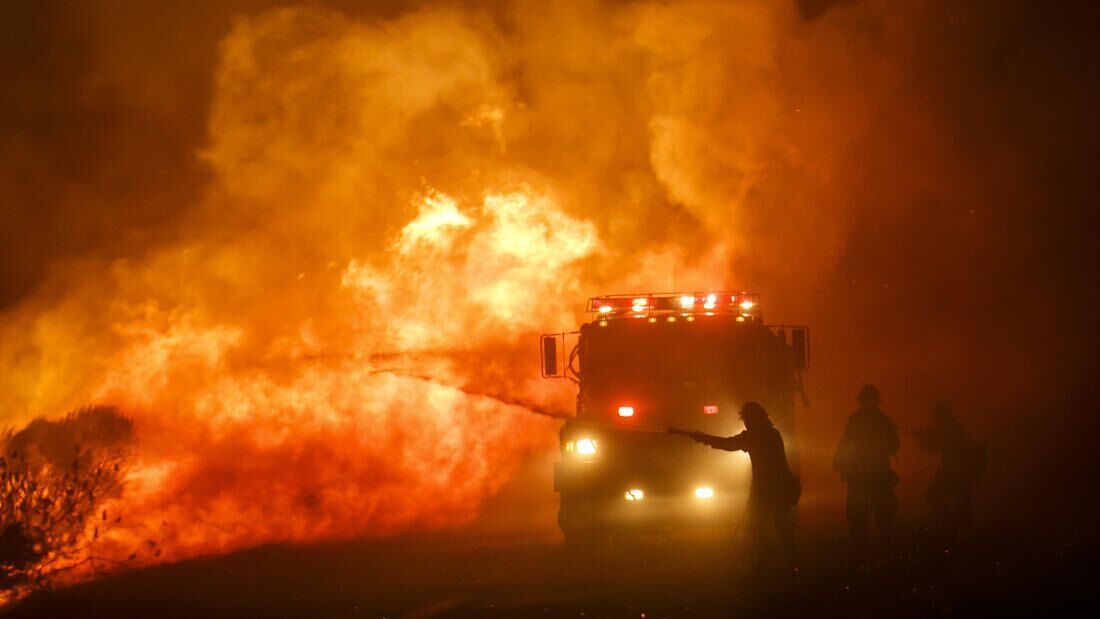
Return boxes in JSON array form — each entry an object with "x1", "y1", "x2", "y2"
[
  {"x1": 833, "y1": 384, "x2": 899, "y2": 547},
  {"x1": 677, "y1": 402, "x2": 800, "y2": 566},
  {"x1": 914, "y1": 401, "x2": 985, "y2": 536}
]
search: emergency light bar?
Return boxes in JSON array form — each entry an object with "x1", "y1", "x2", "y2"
[{"x1": 587, "y1": 291, "x2": 762, "y2": 321}]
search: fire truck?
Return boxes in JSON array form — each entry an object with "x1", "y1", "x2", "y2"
[{"x1": 540, "y1": 292, "x2": 808, "y2": 545}]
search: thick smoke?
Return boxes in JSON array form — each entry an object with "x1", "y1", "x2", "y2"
[{"x1": 1, "y1": 0, "x2": 1096, "y2": 572}]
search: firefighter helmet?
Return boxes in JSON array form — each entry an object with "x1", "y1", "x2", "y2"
[{"x1": 857, "y1": 384, "x2": 881, "y2": 406}]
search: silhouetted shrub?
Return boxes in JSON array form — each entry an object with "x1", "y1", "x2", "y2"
[{"x1": 0, "y1": 406, "x2": 134, "y2": 591}]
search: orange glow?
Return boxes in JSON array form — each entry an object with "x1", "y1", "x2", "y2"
[
  {"x1": 694, "y1": 486, "x2": 715, "y2": 499},
  {"x1": 703, "y1": 405, "x2": 718, "y2": 415},
  {"x1": 618, "y1": 406, "x2": 635, "y2": 417}
]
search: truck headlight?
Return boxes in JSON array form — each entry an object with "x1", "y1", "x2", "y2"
[
  {"x1": 575, "y1": 438, "x2": 598, "y2": 455},
  {"x1": 565, "y1": 437, "x2": 598, "y2": 458}
]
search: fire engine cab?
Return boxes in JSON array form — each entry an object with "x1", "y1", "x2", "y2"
[{"x1": 540, "y1": 292, "x2": 809, "y2": 545}]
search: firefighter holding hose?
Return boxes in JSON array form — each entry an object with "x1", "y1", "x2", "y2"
[{"x1": 672, "y1": 402, "x2": 801, "y2": 567}]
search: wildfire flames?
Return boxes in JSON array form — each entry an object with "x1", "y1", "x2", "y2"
[
  {"x1": 1, "y1": 0, "x2": 1051, "y2": 591},
  {"x1": 88, "y1": 190, "x2": 590, "y2": 558}
]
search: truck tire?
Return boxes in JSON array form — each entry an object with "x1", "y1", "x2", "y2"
[{"x1": 559, "y1": 498, "x2": 610, "y2": 553}]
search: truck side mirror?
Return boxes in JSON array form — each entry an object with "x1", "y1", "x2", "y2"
[
  {"x1": 541, "y1": 334, "x2": 562, "y2": 378},
  {"x1": 791, "y1": 327, "x2": 809, "y2": 370}
]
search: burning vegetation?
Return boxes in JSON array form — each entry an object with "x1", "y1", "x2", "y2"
[{"x1": 0, "y1": 407, "x2": 134, "y2": 598}]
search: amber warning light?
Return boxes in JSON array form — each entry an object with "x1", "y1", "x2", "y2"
[{"x1": 588, "y1": 291, "x2": 762, "y2": 321}]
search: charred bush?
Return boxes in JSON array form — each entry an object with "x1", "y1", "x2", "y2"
[{"x1": 0, "y1": 406, "x2": 134, "y2": 591}]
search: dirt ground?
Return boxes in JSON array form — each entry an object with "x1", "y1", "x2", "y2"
[{"x1": 4, "y1": 522, "x2": 1094, "y2": 619}]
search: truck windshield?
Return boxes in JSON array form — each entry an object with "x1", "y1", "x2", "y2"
[
  {"x1": 579, "y1": 320, "x2": 787, "y2": 427},
  {"x1": 584, "y1": 324, "x2": 737, "y2": 387}
]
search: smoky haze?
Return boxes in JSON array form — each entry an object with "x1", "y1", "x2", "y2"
[{"x1": 1, "y1": 0, "x2": 1096, "y2": 577}]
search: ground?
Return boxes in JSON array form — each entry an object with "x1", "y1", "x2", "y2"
[{"x1": 3, "y1": 525, "x2": 1093, "y2": 618}]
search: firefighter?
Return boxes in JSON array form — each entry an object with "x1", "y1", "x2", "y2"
[
  {"x1": 833, "y1": 384, "x2": 899, "y2": 548},
  {"x1": 676, "y1": 402, "x2": 800, "y2": 567},
  {"x1": 914, "y1": 401, "x2": 985, "y2": 537}
]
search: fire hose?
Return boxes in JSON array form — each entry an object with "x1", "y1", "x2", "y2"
[{"x1": 373, "y1": 369, "x2": 674, "y2": 435}]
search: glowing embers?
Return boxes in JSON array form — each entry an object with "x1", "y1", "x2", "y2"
[
  {"x1": 694, "y1": 486, "x2": 715, "y2": 500},
  {"x1": 617, "y1": 406, "x2": 635, "y2": 418},
  {"x1": 624, "y1": 488, "x2": 645, "y2": 502},
  {"x1": 703, "y1": 405, "x2": 718, "y2": 416}
]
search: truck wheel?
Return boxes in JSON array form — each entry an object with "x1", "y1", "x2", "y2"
[{"x1": 560, "y1": 502, "x2": 606, "y2": 551}]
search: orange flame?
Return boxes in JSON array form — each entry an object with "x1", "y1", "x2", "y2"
[{"x1": 77, "y1": 186, "x2": 594, "y2": 562}]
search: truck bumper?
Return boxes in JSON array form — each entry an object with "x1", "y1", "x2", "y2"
[{"x1": 558, "y1": 487, "x2": 750, "y2": 533}]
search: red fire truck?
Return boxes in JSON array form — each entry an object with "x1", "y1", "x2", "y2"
[{"x1": 541, "y1": 292, "x2": 808, "y2": 545}]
